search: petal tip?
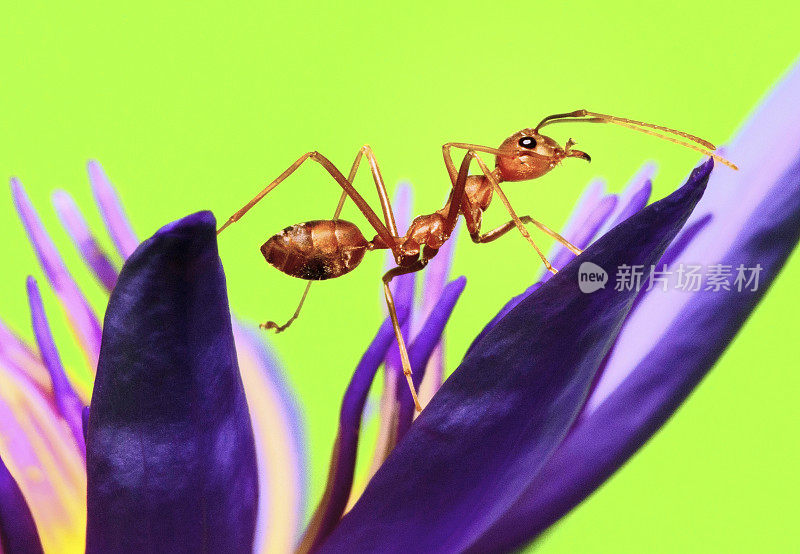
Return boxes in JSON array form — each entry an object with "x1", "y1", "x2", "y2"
[
  {"x1": 154, "y1": 210, "x2": 217, "y2": 239},
  {"x1": 695, "y1": 158, "x2": 715, "y2": 180}
]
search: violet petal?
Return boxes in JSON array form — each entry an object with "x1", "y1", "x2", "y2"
[
  {"x1": 470, "y1": 154, "x2": 800, "y2": 551},
  {"x1": 52, "y1": 190, "x2": 119, "y2": 291},
  {"x1": 11, "y1": 178, "x2": 103, "y2": 368},
  {"x1": 319, "y1": 160, "x2": 712, "y2": 554},
  {"x1": 298, "y1": 315, "x2": 403, "y2": 553},
  {"x1": 232, "y1": 322, "x2": 308, "y2": 552},
  {"x1": 0, "y1": 454, "x2": 44, "y2": 554},
  {"x1": 87, "y1": 160, "x2": 140, "y2": 259},
  {"x1": 25, "y1": 276, "x2": 85, "y2": 457},
  {"x1": 85, "y1": 211, "x2": 258, "y2": 553},
  {"x1": 0, "y1": 319, "x2": 51, "y2": 395}
]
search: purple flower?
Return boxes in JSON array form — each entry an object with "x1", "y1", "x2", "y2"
[
  {"x1": 1, "y1": 58, "x2": 799, "y2": 554},
  {"x1": 1, "y1": 168, "x2": 462, "y2": 553}
]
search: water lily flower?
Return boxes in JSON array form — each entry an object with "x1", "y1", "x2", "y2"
[
  {"x1": 1, "y1": 58, "x2": 799, "y2": 553},
  {"x1": 1, "y1": 165, "x2": 461, "y2": 553}
]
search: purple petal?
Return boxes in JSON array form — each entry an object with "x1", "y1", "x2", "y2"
[
  {"x1": 476, "y1": 191, "x2": 619, "y2": 348},
  {"x1": 470, "y1": 59, "x2": 800, "y2": 551},
  {"x1": 465, "y1": 282, "x2": 541, "y2": 356},
  {"x1": 657, "y1": 212, "x2": 713, "y2": 269},
  {"x1": 0, "y1": 454, "x2": 44, "y2": 554},
  {"x1": 301, "y1": 277, "x2": 465, "y2": 552},
  {"x1": 26, "y1": 276, "x2": 85, "y2": 458},
  {"x1": 471, "y1": 158, "x2": 800, "y2": 550},
  {"x1": 87, "y1": 160, "x2": 140, "y2": 259},
  {"x1": 11, "y1": 177, "x2": 102, "y2": 369},
  {"x1": 52, "y1": 190, "x2": 119, "y2": 291},
  {"x1": 545, "y1": 166, "x2": 653, "y2": 283},
  {"x1": 599, "y1": 164, "x2": 655, "y2": 234},
  {"x1": 319, "y1": 160, "x2": 712, "y2": 554},
  {"x1": 473, "y1": 185, "x2": 623, "y2": 357},
  {"x1": 85, "y1": 211, "x2": 258, "y2": 553},
  {"x1": 298, "y1": 315, "x2": 402, "y2": 553},
  {"x1": 0, "y1": 319, "x2": 52, "y2": 395},
  {"x1": 593, "y1": 62, "x2": 800, "y2": 407}
]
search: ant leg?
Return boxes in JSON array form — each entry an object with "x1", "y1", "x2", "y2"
[
  {"x1": 344, "y1": 145, "x2": 400, "y2": 237},
  {"x1": 383, "y1": 261, "x2": 428, "y2": 412},
  {"x1": 473, "y1": 216, "x2": 582, "y2": 254},
  {"x1": 522, "y1": 217, "x2": 582, "y2": 255},
  {"x1": 259, "y1": 281, "x2": 312, "y2": 332},
  {"x1": 441, "y1": 142, "x2": 506, "y2": 185},
  {"x1": 216, "y1": 151, "x2": 398, "y2": 255},
  {"x1": 217, "y1": 151, "x2": 404, "y2": 334},
  {"x1": 257, "y1": 144, "x2": 405, "y2": 334},
  {"x1": 466, "y1": 151, "x2": 559, "y2": 274}
]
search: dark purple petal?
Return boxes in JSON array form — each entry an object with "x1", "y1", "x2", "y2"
[
  {"x1": 87, "y1": 160, "x2": 140, "y2": 259},
  {"x1": 470, "y1": 154, "x2": 800, "y2": 551},
  {"x1": 0, "y1": 453, "x2": 44, "y2": 554},
  {"x1": 473, "y1": 190, "x2": 622, "y2": 351},
  {"x1": 320, "y1": 161, "x2": 713, "y2": 554},
  {"x1": 52, "y1": 190, "x2": 119, "y2": 291},
  {"x1": 25, "y1": 276, "x2": 85, "y2": 457},
  {"x1": 300, "y1": 277, "x2": 466, "y2": 552},
  {"x1": 465, "y1": 282, "x2": 541, "y2": 356},
  {"x1": 298, "y1": 316, "x2": 402, "y2": 554},
  {"x1": 11, "y1": 178, "x2": 102, "y2": 367},
  {"x1": 599, "y1": 165, "x2": 655, "y2": 234},
  {"x1": 656, "y1": 212, "x2": 713, "y2": 269},
  {"x1": 85, "y1": 211, "x2": 258, "y2": 553}
]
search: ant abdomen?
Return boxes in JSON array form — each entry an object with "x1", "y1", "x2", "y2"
[{"x1": 261, "y1": 220, "x2": 369, "y2": 280}]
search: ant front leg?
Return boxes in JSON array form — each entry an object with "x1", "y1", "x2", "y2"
[
  {"x1": 450, "y1": 149, "x2": 560, "y2": 274},
  {"x1": 473, "y1": 216, "x2": 582, "y2": 255},
  {"x1": 382, "y1": 260, "x2": 428, "y2": 412}
]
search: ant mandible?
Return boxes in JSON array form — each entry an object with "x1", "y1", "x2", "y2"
[{"x1": 216, "y1": 109, "x2": 737, "y2": 412}]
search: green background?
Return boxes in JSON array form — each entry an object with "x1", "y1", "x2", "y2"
[{"x1": 2, "y1": 2, "x2": 798, "y2": 551}]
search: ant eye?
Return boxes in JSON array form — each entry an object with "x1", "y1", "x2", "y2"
[{"x1": 518, "y1": 136, "x2": 537, "y2": 149}]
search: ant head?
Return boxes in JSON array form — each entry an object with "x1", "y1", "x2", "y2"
[{"x1": 495, "y1": 128, "x2": 591, "y2": 182}]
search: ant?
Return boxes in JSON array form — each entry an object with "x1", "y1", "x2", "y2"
[{"x1": 217, "y1": 109, "x2": 737, "y2": 412}]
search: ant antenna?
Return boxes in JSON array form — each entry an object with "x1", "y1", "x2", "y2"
[{"x1": 534, "y1": 110, "x2": 738, "y2": 170}]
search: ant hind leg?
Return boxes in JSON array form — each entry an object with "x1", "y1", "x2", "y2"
[{"x1": 382, "y1": 260, "x2": 428, "y2": 412}]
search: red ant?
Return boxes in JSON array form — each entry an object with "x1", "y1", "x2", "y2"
[{"x1": 217, "y1": 110, "x2": 737, "y2": 411}]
